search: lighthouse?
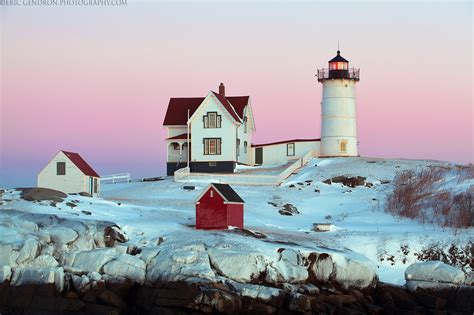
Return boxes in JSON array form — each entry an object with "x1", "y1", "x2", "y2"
[{"x1": 317, "y1": 50, "x2": 360, "y2": 157}]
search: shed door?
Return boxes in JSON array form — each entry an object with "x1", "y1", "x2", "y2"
[{"x1": 255, "y1": 147, "x2": 263, "y2": 165}]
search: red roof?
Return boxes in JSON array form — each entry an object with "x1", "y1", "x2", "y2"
[
  {"x1": 162, "y1": 93, "x2": 249, "y2": 126},
  {"x1": 252, "y1": 138, "x2": 321, "y2": 147},
  {"x1": 166, "y1": 133, "x2": 190, "y2": 140},
  {"x1": 61, "y1": 151, "x2": 100, "y2": 177}
]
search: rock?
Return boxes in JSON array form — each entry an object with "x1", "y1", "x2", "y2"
[
  {"x1": 201, "y1": 287, "x2": 242, "y2": 314},
  {"x1": 288, "y1": 293, "x2": 312, "y2": 313},
  {"x1": 103, "y1": 254, "x2": 146, "y2": 283},
  {"x1": 98, "y1": 289, "x2": 127, "y2": 309},
  {"x1": 16, "y1": 237, "x2": 40, "y2": 264},
  {"x1": 138, "y1": 247, "x2": 161, "y2": 265},
  {"x1": 66, "y1": 202, "x2": 77, "y2": 208},
  {"x1": 230, "y1": 282, "x2": 285, "y2": 307},
  {"x1": 79, "y1": 192, "x2": 92, "y2": 197},
  {"x1": 0, "y1": 265, "x2": 12, "y2": 282},
  {"x1": 88, "y1": 271, "x2": 102, "y2": 281},
  {"x1": 11, "y1": 267, "x2": 65, "y2": 291},
  {"x1": 328, "y1": 175, "x2": 366, "y2": 188},
  {"x1": 20, "y1": 187, "x2": 67, "y2": 202},
  {"x1": 208, "y1": 247, "x2": 266, "y2": 283},
  {"x1": 147, "y1": 243, "x2": 214, "y2": 282},
  {"x1": 30, "y1": 254, "x2": 59, "y2": 267},
  {"x1": 81, "y1": 210, "x2": 92, "y2": 215},
  {"x1": 266, "y1": 249, "x2": 308, "y2": 283},
  {"x1": 182, "y1": 185, "x2": 195, "y2": 190},
  {"x1": 0, "y1": 244, "x2": 20, "y2": 267},
  {"x1": 49, "y1": 226, "x2": 78, "y2": 245},
  {"x1": 310, "y1": 253, "x2": 335, "y2": 282},
  {"x1": 405, "y1": 261, "x2": 465, "y2": 285},
  {"x1": 70, "y1": 248, "x2": 119, "y2": 273},
  {"x1": 104, "y1": 225, "x2": 129, "y2": 247},
  {"x1": 456, "y1": 286, "x2": 474, "y2": 313},
  {"x1": 278, "y1": 204, "x2": 300, "y2": 216},
  {"x1": 72, "y1": 274, "x2": 90, "y2": 294},
  {"x1": 72, "y1": 235, "x2": 95, "y2": 251},
  {"x1": 20, "y1": 221, "x2": 39, "y2": 232}
]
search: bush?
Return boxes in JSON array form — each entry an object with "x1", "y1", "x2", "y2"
[{"x1": 385, "y1": 167, "x2": 473, "y2": 228}]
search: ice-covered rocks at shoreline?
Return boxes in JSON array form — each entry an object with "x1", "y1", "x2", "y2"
[{"x1": 405, "y1": 261, "x2": 466, "y2": 291}]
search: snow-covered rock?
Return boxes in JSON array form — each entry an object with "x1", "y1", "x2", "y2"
[
  {"x1": 208, "y1": 247, "x2": 266, "y2": 283},
  {"x1": 11, "y1": 267, "x2": 65, "y2": 291},
  {"x1": 310, "y1": 253, "x2": 334, "y2": 282},
  {"x1": 16, "y1": 237, "x2": 40, "y2": 264},
  {"x1": 69, "y1": 248, "x2": 119, "y2": 273},
  {"x1": 0, "y1": 265, "x2": 12, "y2": 282},
  {"x1": 325, "y1": 252, "x2": 377, "y2": 289},
  {"x1": 0, "y1": 244, "x2": 20, "y2": 267},
  {"x1": 71, "y1": 235, "x2": 95, "y2": 251},
  {"x1": 49, "y1": 227, "x2": 78, "y2": 245},
  {"x1": 147, "y1": 243, "x2": 215, "y2": 282},
  {"x1": 20, "y1": 221, "x2": 38, "y2": 232},
  {"x1": 30, "y1": 254, "x2": 59, "y2": 267},
  {"x1": 230, "y1": 282, "x2": 284, "y2": 302},
  {"x1": 266, "y1": 249, "x2": 308, "y2": 283},
  {"x1": 138, "y1": 247, "x2": 160, "y2": 265},
  {"x1": 103, "y1": 254, "x2": 146, "y2": 283},
  {"x1": 405, "y1": 261, "x2": 465, "y2": 286},
  {"x1": 72, "y1": 274, "x2": 90, "y2": 293}
]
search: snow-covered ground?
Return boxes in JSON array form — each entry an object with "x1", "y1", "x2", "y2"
[{"x1": 1, "y1": 157, "x2": 472, "y2": 285}]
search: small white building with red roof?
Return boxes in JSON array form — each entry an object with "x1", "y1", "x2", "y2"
[{"x1": 37, "y1": 150, "x2": 100, "y2": 196}]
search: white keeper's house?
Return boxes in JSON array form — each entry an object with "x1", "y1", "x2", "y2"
[
  {"x1": 38, "y1": 150, "x2": 101, "y2": 196},
  {"x1": 163, "y1": 50, "x2": 360, "y2": 175}
]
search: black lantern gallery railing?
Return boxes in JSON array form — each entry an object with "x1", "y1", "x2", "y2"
[{"x1": 317, "y1": 68, "x2": 360, "y2": 82}]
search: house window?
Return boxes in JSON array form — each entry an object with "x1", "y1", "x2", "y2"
[
  {"x1": 244, "y1": 117, "x2": 248, "y2": 133},
  {"x1": 173, "y1": 143, "x2": 180, "y2": 150},
  {"x1": 94, "y1": 178, "x2": 98, "y2": 193},
  {"x1": 339, "y1": 140, "x2": 347, "y2": 153},
  {"x1": 57, "y1": 162, "x2": 66, "y2": 175},
  {"x1": 203, "y1": 112, "x2": 221, "y2": 128},
  {"x1": 244, "y1": 141, "x2": 247, "y2": 153},
  {"x1": 204, "y1": 138, "x2": 222, "y2": 155},
  {"x1": 210, "y1": 190, "x2": 214, "y2": 197},
  {"x1": 236, "y1": 139, "x2": 240, "y2": 157},
  {"x1": 287, "y1": 143, "x2": 295, "y2": 156}
]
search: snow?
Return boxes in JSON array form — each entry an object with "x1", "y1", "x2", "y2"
[
  {"x1": 0, "y1": 157, "x2": 472, "y2": 287},
  {"x1": 11, "y1": 267, "x2": 65, "y2": 291},
  {"x1": 103, "y1": 254, "x2": 146, "y2": 283}
]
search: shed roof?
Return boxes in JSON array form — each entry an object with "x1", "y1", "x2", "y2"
[
  {"x1": 198, "y1": 183, "x2": 244, "y2": 204},
  {"x1": 61, "y1": 151, "x2": 100, "y2": 177}
]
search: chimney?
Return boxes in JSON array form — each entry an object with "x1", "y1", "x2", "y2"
[{"x1": 219, "y1": 83, "x2": 225, "y2": 96}]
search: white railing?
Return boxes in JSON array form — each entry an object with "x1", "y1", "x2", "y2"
[
  {"x1": 100, "y1": 173, "x2": 131, "y2": 184},
  {"x1": 174, "y1": 150, "x2": 316, "y2": 186}
]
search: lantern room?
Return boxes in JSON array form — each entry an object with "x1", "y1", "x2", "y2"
[
  {"x1": 329, "y1": 50, "x2": 349, "y2": 70},
  {"x1": 317, "y1": 50, "x2": 360, "y2": 82}
]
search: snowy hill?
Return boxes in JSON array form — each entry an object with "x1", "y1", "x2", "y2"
[{"x1": 1, "y1": 157, "x2": 472, "y2": 288}]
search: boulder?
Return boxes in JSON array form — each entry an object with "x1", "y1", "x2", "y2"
[
  {"x1": 49, "y1": 226, "x2": 78, "y2": 245},
  {"x1": 0, "y1": 265, "x2": 12, "y2": 282},
  {"x1": 104, "y1": 226, "x2": 129, "y2": 247},
  {"x1": 30, "y1": 254, "x2": 59, "y2": 267},
  {"x1": 147, "y1": 243, "x2": 214, "y2": 283},
  {"x1": 278, "y1": 204, "x2": 300, "y2": 216},
  {"x1": 16, "y1": 237, "x2": 40, "y2": 264},
  {"x1": 103, "y1": 254, "x2": 146, "y2": 283},
  {"x1": 230, "y1": 282, "x2": 285, "y2": 307},
  {"x1": 405, "y1": 261, "x2": 465, "y2": 285},
  {"x1": 70, "y1": 248, "x2": 119, "y2": 273},
  {"x1": 20, "y1": 188, "x2": 67, "y2": 202},
  {"x1": 208, "y1": 248, "x2": 266, "y2": 283},
  {"x1": 72, "y1": 274, "x2": 91, "y2": 294},
  {"x1": 0, "y1": 244, "x2": 19, "y2": 267},
  {"x1": 11, "y1": 266, "x2": 65, "y2": 291},
  {"x1": 266, "y1": 249, "x2": 308, "y2": 283}
]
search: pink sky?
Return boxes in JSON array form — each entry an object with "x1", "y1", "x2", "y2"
[{"x1": 0, "y1": 1, "x2": 472, "y2": 187}]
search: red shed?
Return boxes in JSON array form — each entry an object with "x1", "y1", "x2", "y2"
[{"x1": 195, "y1": 183, "x2": 244, "y2": 230}]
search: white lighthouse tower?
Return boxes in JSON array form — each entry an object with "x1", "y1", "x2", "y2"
[{"x1": 317, "y1": 50, "x2": 360, "y2": 157}]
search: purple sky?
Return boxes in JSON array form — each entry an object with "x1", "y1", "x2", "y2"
[{"x1": 0, "y1": 1, "x2": 472, "y2": 187}]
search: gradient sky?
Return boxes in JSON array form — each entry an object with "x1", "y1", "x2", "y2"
[{"x1": 0, "y1": 1, "x2": 472, "y2": 187}]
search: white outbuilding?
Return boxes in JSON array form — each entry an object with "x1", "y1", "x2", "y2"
[{"x1": 37, "y1": 150, "x2": 100, "y2": 196}]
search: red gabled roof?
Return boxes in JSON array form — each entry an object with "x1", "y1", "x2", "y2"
[
  {"x1": 211, "y1": 91, "x2": 242, "y2": 122},
  {"x1": 61, "y1": 151, "x2": 100, "y2": 177},
  {"x1": 163, "y1": 97, "x2": 204, "y2": 126},
  {"x1": 252, "y1": 138, "x2": 321, "y2": 147},
  {"x1": 162, "y1": 93, "x2": 249, "y2": 126},
  {"x1": 166, "y1": 133, "x2": 190, "y2": 140}
]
